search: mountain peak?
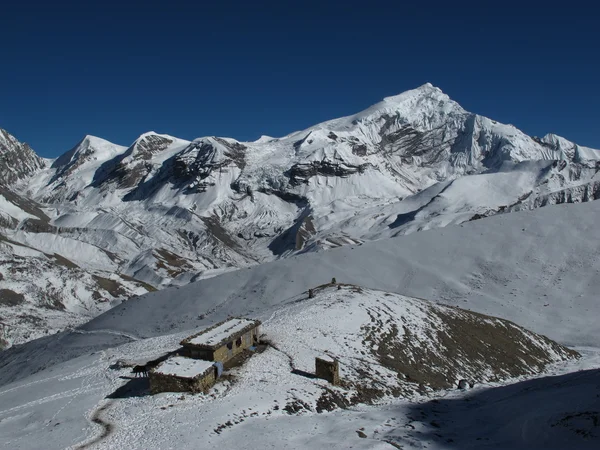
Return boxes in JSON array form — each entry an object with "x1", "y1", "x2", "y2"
[
  {"x1": 382, "y1": 82, "x2": 447, "y2": 104},
  {"x1": 133, "y1": 131, "x2": 185, "y2": 144},
  {"x1": 127, "y1": 132, "x2": 181, "y2": 161},
  {"x1": 81, "y1": 134, "x2": 114, "y2": 146},
  {"x1": 52, "y1": 135, "x2": 126, "y2": 169},
  {"x1": 254, "y1": 135, "x2": 275, "y2": 143},
  {"x1": 330, "y1": 83, "x2": 462, "y2": 134},
  {"x1": 541, "y1": 133, "x2": 600, "y2": 163},
  {"x1": 0, "y1": 128, "x2": 45, "y2": 186},
  {"x1": 135, "y1": 131, "x2": 162, "y2": 141}
]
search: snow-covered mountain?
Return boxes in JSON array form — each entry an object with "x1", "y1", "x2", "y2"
[
  {"x1": 1, "y1": 198, "x2": 599, "y2": 449},
  {"x1": 2, "y1": 199, "x2": 599, "y2": 385},
  {"x1": 0, "y1": 128, "x2": 46, "y2": 187},
  {"x1": 1, "y1": 84, "x2": 600, "y2": 347}
]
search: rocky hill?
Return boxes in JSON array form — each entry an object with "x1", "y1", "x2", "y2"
[{"x1": 262, "y1": 285, "x2": 578, "y2": 400}]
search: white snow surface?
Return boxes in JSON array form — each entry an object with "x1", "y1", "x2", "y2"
[
  {"x1": 153, "y1": 356, "x2": 214, "y2": 378},
  {"x1": 2, "y1": 83, "x2": 600, "y2": 348},
  {"x1": 12, "y1": 231, "x2": 118, "y2": 272},
  {"x1": 187, "y1": 318, "x2": 257, "y2": 347},
  {"x1": 1, "y1": 84, "x2": 600, "y2": 449},
  {"x1": 58, "y1": 200, "x2": 600, "y2": 352},
  {"x1": 0, "y1": 194, "x2": 36, "y2": 221},
  {"x1": 6, "y1": 83, "x2": 600, "y2": 293},
  {"x1": 0, "y1": 200, "x2": 599, "y2": 448},
  {"x1": 0, "y1": 286, "x2": 597, "y2": 450}
]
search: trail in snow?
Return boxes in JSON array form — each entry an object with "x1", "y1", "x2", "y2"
[
  {"x1": 72, "y1": 328, "x2": 140, "y2": 341},
  {"x1": 72, "y1": 401, "x2": 115, "y2": 450},
  {"x1": 0, "y1": 301, "x2": 598, "y2": 450}
]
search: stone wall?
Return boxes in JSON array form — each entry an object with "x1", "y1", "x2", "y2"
[
  {"x1": 212, "y1": 328, "x2": 259, "y2": 363},
  {"x1": 315, "y1": 357, "x2": 340, "y2": 385},
  {"x1": 149, "y1": 369, "x2": 216, "y2": 394},
  {"x1": 185, "y1": 347, "x2": 214, "y2": 361}
]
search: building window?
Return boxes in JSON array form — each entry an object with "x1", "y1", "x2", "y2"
[{"x1": 235, "y1": 337, "x2": 242, "y2": 347}]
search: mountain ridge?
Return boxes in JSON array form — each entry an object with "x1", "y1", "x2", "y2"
[{"x1": 0, "y1": 84, "x2": 599, "y2": 348}]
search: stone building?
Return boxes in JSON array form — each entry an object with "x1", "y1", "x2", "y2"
[
  {"x1": 180, "y1": 317, "x2": 261, "y2": 364},
  {"x1": 315, "y1": 356, "x2": 340, "y2": 385},
  {"x1": 149, "y1": 356, "x2": 217, "y2": 394}
]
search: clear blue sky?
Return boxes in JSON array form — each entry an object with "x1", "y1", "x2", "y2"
[{"x1": 2, "y1": 0, "x2": 598, "y2": 158}]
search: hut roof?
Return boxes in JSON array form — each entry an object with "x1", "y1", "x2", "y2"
[
  {"x1": 181, "y1": 318, "x2": 261, "y2": 350},
  {"x1": 152, "y1": 356, "x2": 214, "y2": 379}
]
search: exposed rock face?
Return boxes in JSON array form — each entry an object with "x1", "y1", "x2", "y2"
[
  {"x1": 170, "y1": 139, "x2": 236, "y2": 192},
  {"x1": 0, "y1": 187, "x2": 49, "y2": 229},
  {"x1": 0, "y1": 129, "x2": 45, "y2": 186},
  {"x1": 295, "y1": 215, "x2": 316, "y2": 250},
  {"x1": 51, "y1": 136, "x2": 123, "y2": 182},
  {"x1": 92, "y1": 133, "x2": 175, "y2": 190},
  {"x1": 288, "y1": 161, "x2": 369, "y2": 185}
]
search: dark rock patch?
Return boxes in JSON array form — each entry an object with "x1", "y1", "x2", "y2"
[{"x1": 0, "y1": 289, "x2": 25, "y2": 307}]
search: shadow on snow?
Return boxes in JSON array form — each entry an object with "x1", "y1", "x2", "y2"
[{"x1": 382, "y1": 369, "x2": 600, "y2": 450}]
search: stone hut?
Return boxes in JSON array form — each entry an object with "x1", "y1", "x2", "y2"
[
  {"x1": 315, "y1": 356, "x2": 340, "y2": 385},
  {"x1": 180, "y1": 317, "x2": 261, "y2": 364},
  {"x1": 149, "y1": 356, "x2": 217, "y2": 394}
]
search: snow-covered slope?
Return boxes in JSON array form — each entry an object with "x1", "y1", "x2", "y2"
[
  {"x1": 30, "y1": 135, "x2": 128, "y2": 203},
  {"x1": 2, "y1": 199, "x2": 599, "y2": 386},
  {"x1": 0, "y1": 285, "x2": 588, "y2": 450},
  {"x1": 0, "y1": 187, "x2": 153, "y2": 348},
  {"x1": 264, "y1": 285, "x2": 577, "y2": 395},
  {"x1": 0, "y1": 197, "x2": 599, "y2": 449},
  {"x1": 0, "y1": 235, "x2": 151, "y2": 349},
  {"x1": 2, "y1": 84, "x2": 600, "y2": 346}
]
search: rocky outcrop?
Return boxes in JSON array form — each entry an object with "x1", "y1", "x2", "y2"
[
  {"x1": 0, "y1": 129, "x2": 45, "y2": 186},
  {"x1": 516, "y1": 180, "x2": 600, "y2": 210},
  {"x1": 92, "y1": 134, "x2": 174, "y2": 190},
  {"x1": 171, "y1": 140, "x2": 232, "y2": 191},
  {"x1": 287, "y1": 161, "x2": 369, "y2": 185}
]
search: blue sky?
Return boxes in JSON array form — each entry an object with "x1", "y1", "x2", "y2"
[{"x1": 2, "y1": 0, "x2": 598, "y2": 157}]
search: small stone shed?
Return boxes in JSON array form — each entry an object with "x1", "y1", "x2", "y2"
[
  {"x1": 180, "y1": 317, "x2": 261, "y2": 363},
  {"x1": 149, "y1": 356, "x2": 217, "y2": 394},
  {"x1": 315, "y1": 356, "x2": 340, "y2": 385}
]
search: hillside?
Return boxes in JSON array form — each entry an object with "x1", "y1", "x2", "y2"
[
  {"x1": 1, "y1": 199, "x2": 599, "y2": 387},
  {"x1": 263, "y1": 285, "x2": 578, "y2": 395},
  {"x1": 0, "y1": 285, "x2": 586, "y2": 450},
  {"x1": 0, "y1": 185, "x2": 153, "y2": 348},
  {"x1": 0, "y1": 185, "x2": 598, "y2": 450}
]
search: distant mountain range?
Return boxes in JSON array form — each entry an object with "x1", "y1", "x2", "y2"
[{"x1": 1, "y1": 83, "x2": 599, "y2": 348}]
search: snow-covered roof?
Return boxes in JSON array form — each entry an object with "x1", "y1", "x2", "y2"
[
  {"x1": 182, "y1": 318, "x2": 260, "y2": 350},
  {"x1": 152, "y1": 356, "x2": 214, "y2": 379}
]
